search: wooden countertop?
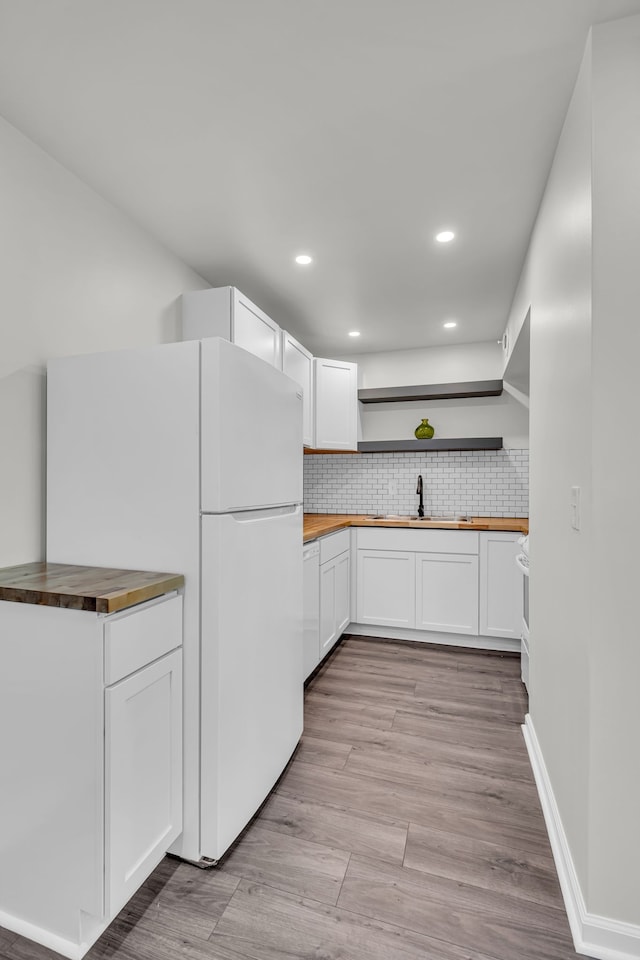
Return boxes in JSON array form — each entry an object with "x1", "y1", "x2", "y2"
[
  {"x1": 0, "y1": 562, "x2": 185, "y2": 613},
  {"x1": 304, "y1": 513, "x2": 528, "y2": 541}
]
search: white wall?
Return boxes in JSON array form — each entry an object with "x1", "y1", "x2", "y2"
[
  {"x1": 344, "y1": 341, "x2": 529, "y2": 449},
  {"x1": 589, "y1": 16, "x2": 640, "y2": 923},
  {"x1": 0, "y1": 116, "x2": 207, "y2": 567},
  {"x1": 526, "y1": 36, "x2": 593, "y2": 893},
  {"x1": 348, "y1": 341, "x2": 504, "y2": 387},
  {"x1": 509, "y1": 13, "x2": 640, "y2": 941}
]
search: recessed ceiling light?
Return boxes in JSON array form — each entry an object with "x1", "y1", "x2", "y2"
[
  {"x1": 295, "y1": 254, "x2": 313, "y2": 265},
  {"x1": 348, "y1": 331, "x2": 361, "y2": 337},
  {"x1": 435, "y1": 230, "x2": 455, "y2": 243},
  {"x1": 443, "y1": 321, "x2": 457, "y2": 329}
]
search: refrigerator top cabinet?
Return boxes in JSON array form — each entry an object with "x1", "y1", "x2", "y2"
[
  {"x1": 182, "y1": 286, "x2": 282, "y2": 370},
  {"x1": 282, "y1": 330, "x2": 314, "y2": 448},
  {"x1": 201, "y1": 338, "x2": 303, "y2": 512}
]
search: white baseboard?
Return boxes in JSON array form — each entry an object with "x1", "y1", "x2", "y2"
[
  {"x1": 523, "y1": 715, "x2": 640, "y2": 960},
  {"x1": 0, "y1": 907, "x2": 100, "y2": 960},
  {"x1": 347, "y1": 622, "x2": 520, "y2": 653}
]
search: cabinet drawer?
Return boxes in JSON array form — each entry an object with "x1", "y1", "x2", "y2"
[
  {"x1": 356, "y1": 527, "x2": 478, "y2": 554},
  {"x1": 319, "y1": 529, "x2": 350, "y2": 564},
  {"x1": 104, "y1": 594, "x2": 183, "y2": 685}
]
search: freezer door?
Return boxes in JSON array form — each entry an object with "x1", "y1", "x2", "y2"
[
  {"x1": 200, "y1": 506, "x2": 303, "y2": 860},
  {"x1": 200, "y1": 338, "x2": 303, "y2": 512}
]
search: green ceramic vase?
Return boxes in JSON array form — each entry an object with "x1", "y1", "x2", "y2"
[{"x1": 414, "y1": 418, "x2": 435, "y2": 439}]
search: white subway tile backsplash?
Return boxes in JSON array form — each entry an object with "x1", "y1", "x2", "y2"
[{"x1": 304, "y1": 449, "x2": 529, "y2": 517}]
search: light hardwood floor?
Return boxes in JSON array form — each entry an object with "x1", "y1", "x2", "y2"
[{"x1": 1, "y1": 636, "x2": 577, "y2": 960}]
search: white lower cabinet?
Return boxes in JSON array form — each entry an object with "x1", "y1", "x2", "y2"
[
  {"x1": 354, "y1": 527, "x2": 520, "y2": 644},
  {"x1": 320, "y1": 550, "x2": 350, "y2": 656},
  {"x1": 317, "y1": 529, "x2": 351, "y2": 658},
  {"x1": 312, "y1": 525, "x2": 522, "y2": 660},
  {"x1": 479, "y1": 531, "x2": 522, "y2": 639},
  {"x1": 0, "y1": 592, "x2": 183, "y2": 960},
  {"x1": 415, "y1": 552, "x2": 479, "y2": 634},
  {"x1": 356, "y1": 550, "x2": 415, "y2": 628}
]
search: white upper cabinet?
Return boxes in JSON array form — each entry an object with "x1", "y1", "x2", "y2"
[
  {"x1": 182, "y1": 286, "x2": 282, "y2": 369},
  {"x1": 314, "y1": 358, "x2": 358, "y2": 451},
  {"x1": 282, "y1": 330, "x2": 314, "y2": 447}
]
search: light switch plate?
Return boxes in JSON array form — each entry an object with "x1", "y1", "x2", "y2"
[{"x1": 571, "y1": 486, "x2": 581, "y2": 531}]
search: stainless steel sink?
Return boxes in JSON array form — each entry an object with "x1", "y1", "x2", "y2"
[
  {"x1": 366, "y1": 514, "x2": 472, "y2": 522},
  {"x1": 425, "y1": 515, "x2": 472, "y2": 522}
]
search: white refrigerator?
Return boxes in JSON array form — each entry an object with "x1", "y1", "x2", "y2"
[{"x1": 47, "y1": 337, "x2": 303, "y2": 863}]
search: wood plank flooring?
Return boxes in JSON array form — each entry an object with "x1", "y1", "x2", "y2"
[{"x1": 0, "y1": 636, "x2": 577, "y2": 960}]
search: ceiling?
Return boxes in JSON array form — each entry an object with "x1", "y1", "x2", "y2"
[{"x1": 0, "y1": 0, "x2": 639, "y2": 357}]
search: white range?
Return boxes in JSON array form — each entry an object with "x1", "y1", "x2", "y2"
[{"x1": 47, "y1": 337, "x2": 304, "y2": 863}]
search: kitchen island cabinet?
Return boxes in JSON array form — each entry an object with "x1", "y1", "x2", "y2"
[{"x1": 0, "y1": 563, "x2": 184, "y2": 960}]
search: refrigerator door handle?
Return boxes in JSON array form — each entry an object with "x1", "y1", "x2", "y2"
[{"x1": 225, "y1": 505, "x2": 302, "y2": 522}]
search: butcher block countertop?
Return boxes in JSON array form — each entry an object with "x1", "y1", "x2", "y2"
[
  {"x1": 304, "y1": 513, "x2": 529, "y2": 542},
  {"x1": 0, "y1": 562, "x2": 184, "y2": 613}
]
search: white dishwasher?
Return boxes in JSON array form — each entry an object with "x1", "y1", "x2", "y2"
[{"x1": 303, "y1": 541, "x2": 320, "y2": 680}]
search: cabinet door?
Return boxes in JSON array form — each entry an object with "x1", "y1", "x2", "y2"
[
  {"x1": 319, "y1": 550, "x2": 351, "y2": 658},
  {"x1": 356, "y1": 550, "x2": 415, "y2": 628},
  {"x1": 334, "y1": 550, "x2": 351, "y2": 637},
  {"x1": 415, "y1": 553, "x2": 478, "y2": 635},
  {"x1": 314, "y1": 358, "x2": 358, "y2": 450},
  {"x1": 283, "y1": 331, "x2": 314, "y2": 447},
  {"x1": 105, "y1": 649, "x2": 182, "y2": 917},
  {"x1": 479, "y1": 532, "x2": 522, "y2": 638},
  {"x1": 319, "y1": 559, "x2": 338, "y2": 656},
  {"x1": 233, "y1": 288, "x2": 281, "y2": 369}
]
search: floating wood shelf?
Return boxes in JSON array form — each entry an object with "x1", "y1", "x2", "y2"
[
  {"x1": 358, "y1": 379, "x2": 503, "y2": 404},
  {"x1": 303, "y1": 447, "x2": 360, "y2": 455},
  {"x1": 358, "y1": 438, "x2": 503, "y2": 453}
]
